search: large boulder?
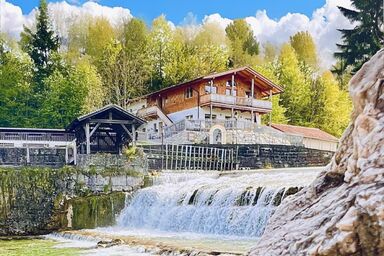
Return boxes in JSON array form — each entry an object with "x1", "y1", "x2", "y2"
[{"x1": 250, "y1": 49, "x2": 384, "y2": 255}]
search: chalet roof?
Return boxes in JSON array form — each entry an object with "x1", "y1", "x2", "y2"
[
  {"x1": 130, "y1": 66, "x2": 283, "y2": 101},
  {"x1": 271, "y1": 124, "x2": 339, "y2": 142},
  {"x1": 66, "y1": 104, "x2": 146, "y2": 131}
]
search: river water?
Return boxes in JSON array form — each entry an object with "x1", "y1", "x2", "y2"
[{"x1": 49, "y1": 167, "x2": 322, "y2": 255}]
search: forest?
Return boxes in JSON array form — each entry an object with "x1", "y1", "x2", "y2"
[{"x1": 0, "y1": 0, "x2": 382, "y2": 137}]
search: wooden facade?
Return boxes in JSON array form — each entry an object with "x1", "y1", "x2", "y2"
[{"x1": 136, "y1": 66, "x2": 283, "y2": 123}]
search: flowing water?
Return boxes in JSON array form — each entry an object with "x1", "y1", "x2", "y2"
[{"x1": 50, "y1": 167, "x2": 323, "y2": 255}]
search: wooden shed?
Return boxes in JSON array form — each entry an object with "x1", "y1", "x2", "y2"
[{"x1": 66, "y1": 104, "x2": 146, "y2": 155}]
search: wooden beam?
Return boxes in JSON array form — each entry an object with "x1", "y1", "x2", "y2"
[
  {"x1": 131, "y1": 124, "x2": 136, "y2": 145},
  {"x1": 120, "y1": 124, "x2": 133, "y2": 139},
  {"x1": 90, "y1": 119, "x2": 135, "y2": 125},
  {"x1": 231, "y1": 74, "x2": 235, "y2": 95},
  {"x1": 251, "y1": 78, "x2": 255, "y2": 99},
  {"x1": 85, "y1": 123, "x2": 90, "y2": 155},
  {"x1": 89, "y1": 123, "x2": 101, "y2": 137}
]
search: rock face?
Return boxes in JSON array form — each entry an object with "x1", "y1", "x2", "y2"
[
  {"x1": 0, "y1": 166, "x2": 144, "y2": 235},
  {"x1": 250, "y1": 50, "x2": 384, "y2": 255}
]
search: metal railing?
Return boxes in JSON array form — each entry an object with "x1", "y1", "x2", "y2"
[
  {"x1": 200, "y1": 94, "x2": 272, "y2": 110},
  {"x1": 0, "y1": 132, "x2": 75, "y2": 142}
]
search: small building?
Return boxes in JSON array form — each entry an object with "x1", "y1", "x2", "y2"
[
  {"x1": 0, "y1": 104, "x2": 146, "y2": 167},
  {"x1": 67, "y1": 104, "x2": 145, "y2": 155},
  {"x1": 271, "y1": 124, "x2": 339, "y2": 152}
]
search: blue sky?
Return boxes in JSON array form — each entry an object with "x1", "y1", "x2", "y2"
[{"x1": 8, "y1": 0, "x2": 326, "y2": 25}]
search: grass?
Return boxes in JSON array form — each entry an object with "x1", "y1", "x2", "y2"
[{"x1": 0, "y1": 239, "x2": 81, "y2": 256}]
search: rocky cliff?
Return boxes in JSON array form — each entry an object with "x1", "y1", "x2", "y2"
[{"x1": 250, "y1": 50, "x2": 384, "y2": 255}]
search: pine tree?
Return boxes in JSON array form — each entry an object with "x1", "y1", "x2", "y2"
[
  {"x1": 21, "y1": 0, "x2": 60, "y2": 88},
  {"x1": 335, "y1": 0, "x2": 383, "y2": 72}
]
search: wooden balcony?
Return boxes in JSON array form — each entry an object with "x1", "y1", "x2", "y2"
[
  {"x1": 137, "y1": 105, "x2": 159, "y2": 118},
  {"x1": 200, "y1": 94, "x2": 272, "y2": 112}
]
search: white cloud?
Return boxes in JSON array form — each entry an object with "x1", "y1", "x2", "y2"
[
  {"x1": 0, "y1": 0, "x2": 34, "y2": 38},
  {"x1": 1, "y1": 0, "x2": 353, "y2": 67},
  {"x1": 0, "y1": 0, "x2": 132, "y2": 38},
  {"x1": 202, "y1": 13, "x2": 232, "y2": 30},
  {"x1": 203, "y1": 0, "x2": 354, "y2": 68}
]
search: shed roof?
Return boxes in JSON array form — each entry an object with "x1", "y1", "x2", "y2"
[
  {"x1": 271, "y1": 124, "x2": 339, "y2": 142},
  {"x1": 66, "y1": 104, "x2": 146, "y2": 131}
]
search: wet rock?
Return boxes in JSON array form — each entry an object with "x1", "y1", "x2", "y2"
[
  {"x1": 250, "y1": 49, "x2": 384, "y2": 255},
  {"x1": 97, "y1": 238, "x2": 124, "y2": 248}
]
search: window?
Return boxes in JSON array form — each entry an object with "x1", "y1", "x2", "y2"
[
  {"x1": 226, "y1": 80, "x2": 237, "y2": 87},
  {"x1": 154, "y1": 123, "x2": 158, "y2": 132},
  {"x1": 205, "y1": 114, "x2": 217, "y2": 120},
  {"x1": 186, "y1": 115, "x2": 193, "y2": 120},
  {"x1": 185, "y1": 87, "x2": 193, "y2": 98},
  {"x1": 205, "y1": 85, "x2": 217, "y2": 94},
  {"x1": 226, "y1": 89, "x2": 237, "y2": 96}
]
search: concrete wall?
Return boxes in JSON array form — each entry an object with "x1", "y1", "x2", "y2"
[
  {"x1": 303, "y1": 137, "x2": 338, "y2": 152},
  {"x1": 0, "y1": 148, "x2": 66, "y2": 167}
]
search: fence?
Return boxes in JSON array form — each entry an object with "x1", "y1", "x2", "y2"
[
  {"x1": 0, "y1": 131, "x2": 75, "y2": 142},
  {"x1": 142, "y1": 144, "x2": 237, "y2": 171}
]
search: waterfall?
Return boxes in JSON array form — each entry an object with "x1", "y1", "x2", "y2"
[{"x1": 117, "y1": 170, "x2": 315, "y2": 237}]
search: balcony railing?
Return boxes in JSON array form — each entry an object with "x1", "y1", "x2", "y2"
[
  {"x1": 0, "y1": 132, "x2": 75, "y2": 142},
  {"x1": 137, "y1": 106, "x2": 158, "y2": 117},
  {"x1": 142, "y1": 119, "x2": 303, "y2": 146},
  {"x1": 200, "y1": 94, "x2": 272, "y2": 111}
]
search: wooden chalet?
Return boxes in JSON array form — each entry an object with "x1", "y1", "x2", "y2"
[{"x1": 127, "y1": 66, "x2": 283, "y2": 138}]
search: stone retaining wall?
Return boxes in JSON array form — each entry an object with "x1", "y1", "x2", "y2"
[
  {"x1": 142, "y1": 144, "x2": 333, "y2": 170},
  {"x1": 0, "y1": 166, "x2": 145, "y2": 236}
]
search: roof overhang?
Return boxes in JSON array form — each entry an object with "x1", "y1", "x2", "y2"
[
  {"x1": 129, "y1": 66, "x2": 284, "y2": 101},
  {"x1": 66, "y1": 104, "x2": 146, "y2": 132}
]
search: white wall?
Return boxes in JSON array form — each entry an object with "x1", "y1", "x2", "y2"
[
  {"x1": 303, "y1": 138, "x2": 338, "y2": 152},
  {"x1": 167, "y1": 107, "x2": 205, "y2": 122}
]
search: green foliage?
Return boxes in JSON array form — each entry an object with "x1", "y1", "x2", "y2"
[
  {"x1": 149, "y1": 15, "x2": 174, "y2": 90},
  {"x1": 0, "y1": 37, "x2": 34, "y2": 127},
  {"x1": 0, "y1": 239, "x2": 81, "y2": 256},
  {"x1": 290, "y1": 31, "x2": 318, "y2": 68},
  {"x1": 21, "y1": 0, "x2": 60, "y2": 87},
  {"x1": 85, "y1": 17, "x2": 116, "y2": 66},
  {"x1": 277, "y1": 44, "x2": 311, "y2": 125},
  {"x1": 124, "y1": 146, "x2": 138, "y2": 161},
  {"x1": 225, "y1": 19, "x2": 260, "y2": 67},
  {"x1": 254, "y1": 63, "x2": 288, "y2": 124},
  {"x1": 335, "y1": 0, "x2": 384, "y2": 72}
]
